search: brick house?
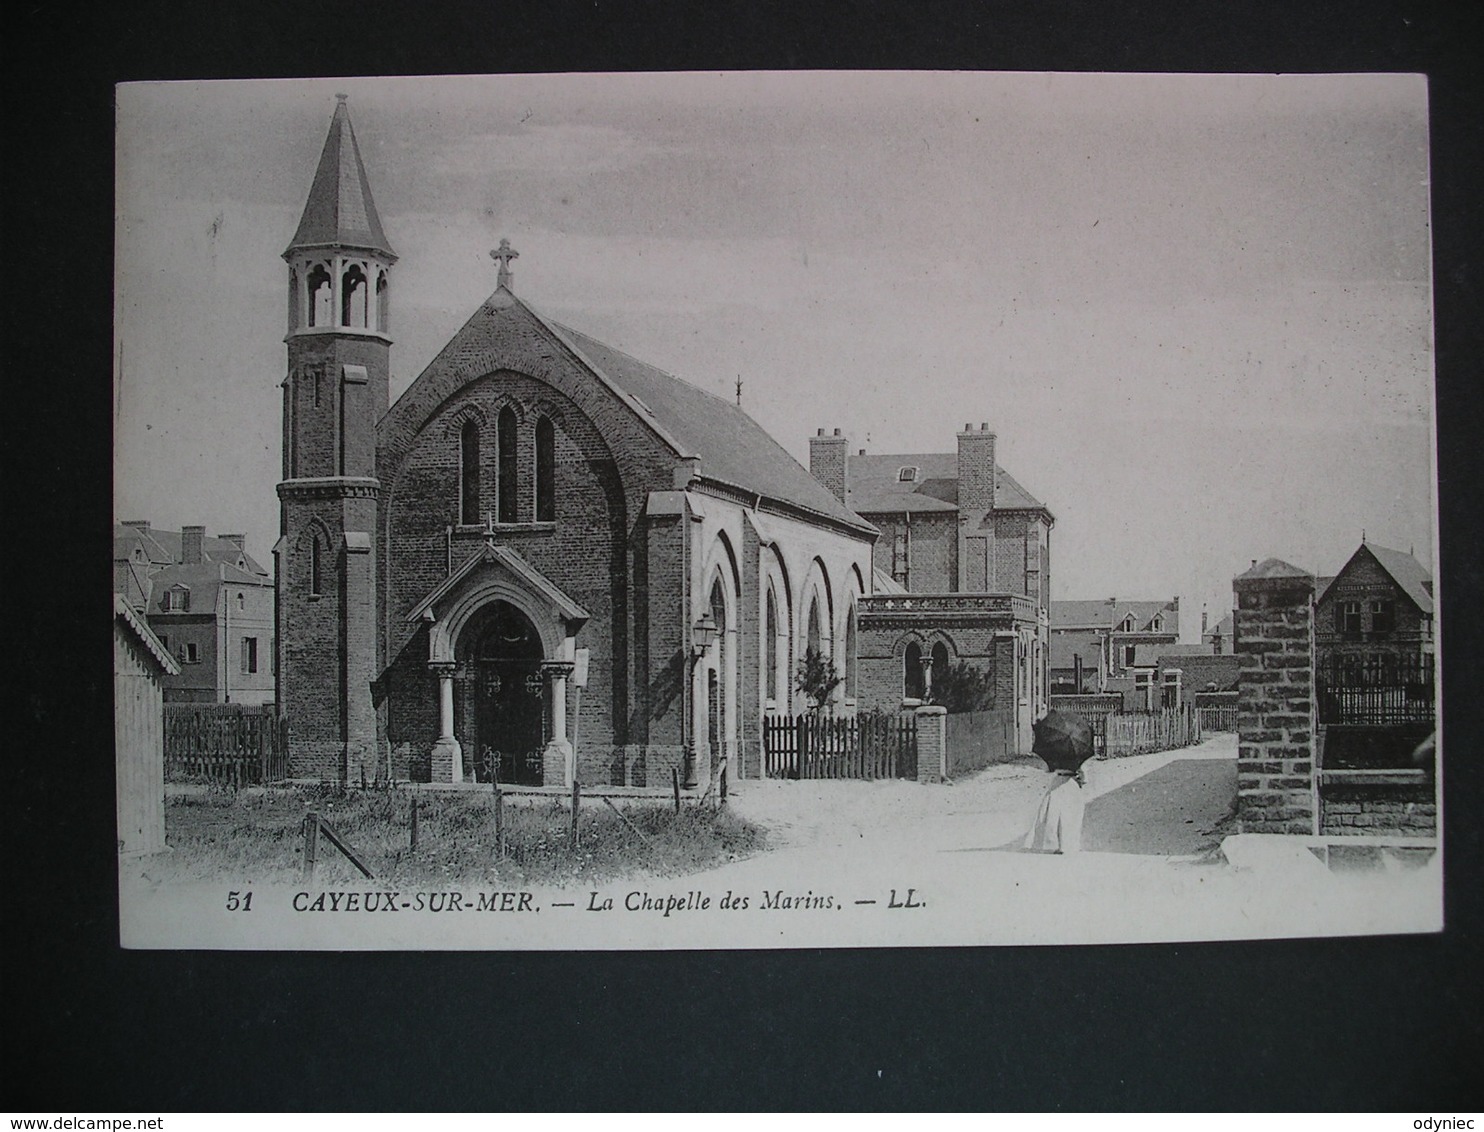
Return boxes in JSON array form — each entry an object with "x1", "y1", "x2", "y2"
[
  {"x1": 1048, "y1": 596, "x2": 1179, "y2": 695},
  {"x1": 807, "y1": 426, "x2": 1053, "y2": 752},
  {"x1": 1314, "y1": 540, "x2": 1434, "y2": 670},
  {"x1": 113, "y1": 522, "x2": 275, "y2": 704},
  {"x1": 275, "y1": 98, "x2": 876, "y2": 789}
]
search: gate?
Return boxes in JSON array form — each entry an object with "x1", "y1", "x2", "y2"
[
  {"x1": 762, "y1": 712, "x2": 917, "y2": 780},
  {"x1": 1316, "y1": 655, "x2": 1435, "y2": 726}
]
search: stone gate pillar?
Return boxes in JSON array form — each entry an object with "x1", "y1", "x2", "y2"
[
  {"x1": 1233, "y1": 559, "x2": 1317, "y2": 835},
  {"x1": 915, "y1": 704, "x2": 947, "y2": 784}
]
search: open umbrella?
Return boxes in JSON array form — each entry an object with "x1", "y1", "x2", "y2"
[{"x1": 1031, "y1": 707, "x2": 1095, "y2": 772}]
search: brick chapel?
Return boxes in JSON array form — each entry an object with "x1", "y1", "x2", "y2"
[{"x1": 275, "y1": 98, "x2": 1052, "y2": 788}]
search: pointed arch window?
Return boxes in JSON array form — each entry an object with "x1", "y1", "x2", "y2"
[
  {"x1": 536, "y1": 415, "x2": 556, "y2": 522},
  {"x1": 375, "y1": 271, "x2": 389, "y2": 333},
  {"x1": 904, "y1": 642, "x2": 924, "y2": 700},
  {"x1": 765, "y1": 586, "x2": 780, "y2": 702},
  {"x1": 309, "y1": 536, "x2": 323, "y2": 597},
  {"x1": 807, "y1": 597, "x2": 822, "y2": 657},
  {"x1": 307, "y1": 265, "x2": 332, "y2": 327},
  {"x1": 341, "y1": 264, "x2": 368, "y2": 327},
  {"x1": 845, "y1": 606, "x2": 858, "y2": 700},
  {"x1": 497, "y1": 407, "x2": 518, "y2": 523},
  {"x1": 930, "y1": 642, "x2": 949, "y2": 703},
  {"x1": 460, "y1": 419, "x2": 480, "y2": 525}
]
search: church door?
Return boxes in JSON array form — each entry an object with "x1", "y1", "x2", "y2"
[{"x1": 470, "y1": 602, "x2": 545, "y2": 786}]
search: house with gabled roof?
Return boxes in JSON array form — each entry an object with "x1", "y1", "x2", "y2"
[
  {"x1": 1315, "y1": 540, "x2": 1434, "y2": 669},
  {"x1": 113, "y1": 522, "x2": 274, "y2": 704},
  {"x1": 804, "y1": 424, "x2": 1053, "y2": 752},
  {"x1": 276, "y1": 97, "x2": 876, "y2": 788},
  {"x1": 1048, "y1": 596, "x2": 1179, "y2": 694}
]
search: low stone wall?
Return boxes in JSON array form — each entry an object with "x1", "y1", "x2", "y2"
[{"x1": 1320, "y1": 782, "x2": 1436, "y2": 838}]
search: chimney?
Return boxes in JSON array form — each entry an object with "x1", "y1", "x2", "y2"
[
  {"x1": 808, "y1": 427, "x2": 849, "y2": 504},
  {"x1": 182, "y1": 526, "x2": 206, "y2": 565},
  {"x1": 1201, "y1": 604, "x2": 1209, "y2": 635},
  {"x1": 220, "y1": 533, "x2": 246, "y2": 552},
  {"x1": 956, "y1": 422, "x2": 997, "y2": 517}
]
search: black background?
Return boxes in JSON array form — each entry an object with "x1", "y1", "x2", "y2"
[{"x1": 5, "y1": 0, "x2": 1480, "y2": 1111}]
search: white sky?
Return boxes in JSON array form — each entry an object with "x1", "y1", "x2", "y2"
[{"x1": 114, "y1": 72, "x2": 1434, "y2": 638}]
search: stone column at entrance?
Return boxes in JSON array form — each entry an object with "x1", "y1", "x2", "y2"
[
  {"x1": 1233, "y1": 559, "x2": 1317, "y2": 835},
  {"x1": 542, "y1": 660, "x2": 576, "y2": 786},
  {"x1": 430, "y1": 661, "x2": 463, "y2": 783},
  {"x1": 915, "y1": 704, "x2": 948, "y2": 784}
]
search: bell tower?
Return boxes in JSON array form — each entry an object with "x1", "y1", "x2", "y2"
[{"x1": 276, "y1": 94, "x2": 395, "y2": 783}]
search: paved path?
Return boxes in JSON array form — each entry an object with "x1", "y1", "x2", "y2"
[{"x1": 1083, "y1": 754, "x2": 1237, "y2": 856}]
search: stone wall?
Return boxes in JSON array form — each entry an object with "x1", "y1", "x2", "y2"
[{"x1": 1233, "y1": 560, "x2": 1317, "y2": 835}]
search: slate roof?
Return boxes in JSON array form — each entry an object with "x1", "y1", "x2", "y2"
[
  {"x1": 114, "y1": 525, "x2": 269, "y2": 577},
  {"x1": 548, "y1": 321, "x2": 872, "y2": 533},
  {"x1": 148, "y1": 562, "x2": 270, "y2": 615},
  {"x1": 1049, "y1": 630, "x2": 1103, "y2": 670},
  {"x1": 845, "y1": 452, "x2": 1048, "y2": 515},
  {"x1": 1133, "y1": 642, "x2": 1212, "y2": 667},
  {"x1": 285, "y1": 97, "x2": 395, "y2": 259},
  {"x1": 1362, "y1": 543, "x2": 1434, "y2": 614},
  {"x1": 1052, "y1": 598, "x2": 1176, "y2": 633}
]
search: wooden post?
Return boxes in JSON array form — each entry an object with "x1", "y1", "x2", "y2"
[
  {"x1": 302, "y1": 810, "x2": 319, "y2": 881},
  {"x1": 493, "y1": 784, "x2": 505, "y2": 859},
  {"x1": 410, "y1": 796, "x2": 419, "y2": 851},
  {"x1": 570, "y1": 778, "x2": 581, "y2": 850},
  {"x1": 672, "y1": 767, "x2": 681, "y2": 813}
]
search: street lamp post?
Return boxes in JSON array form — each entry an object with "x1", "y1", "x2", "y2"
[{"x1": 684, "y1": 611, "x2": 721, "y2": 788}]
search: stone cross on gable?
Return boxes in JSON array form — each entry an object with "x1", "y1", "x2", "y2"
[{"x1": 490, "y1": 238, "x2": 519, "y2": 290}]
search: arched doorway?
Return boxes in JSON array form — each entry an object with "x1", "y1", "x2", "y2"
[{"x1": 466, "y1": 600, "x2": 544, "y2": 785}]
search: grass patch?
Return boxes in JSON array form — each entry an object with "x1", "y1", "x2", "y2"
[{"x1": 153, "y1": 785, "x2": 766, "y2": 887}]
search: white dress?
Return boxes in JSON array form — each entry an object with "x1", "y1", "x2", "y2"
[{"x1": 1024, "y1": 771, "x2": 1085, "y2": 854}]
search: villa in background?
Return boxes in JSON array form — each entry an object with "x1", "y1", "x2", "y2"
[
  {"x1": 816, "y1": 425, "x2": 1053, "y2": 753},
  {"x1": 1314, "y1": 540, "x2": 1434, "y2": 671},
  {"x1": 113, "y1": 521, "x2": 275, "y2": 704},
  {"x1": 1048, "y1": 596, "x2": 1179, "y2": 696}
]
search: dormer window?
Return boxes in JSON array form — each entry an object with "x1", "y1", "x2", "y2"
[
  {"x1": 163, "y1": 586, "x2": 190, "y2": 613},
  {"x1": 1118, "y1": 615, "x2": 1135, "y2": 632},
  {"x1": 1151, "y1": 615, "x2": 1163, "y2": 633},
  {"x1": 897, "y1": 467, "x2": 918, "y2": 483}
]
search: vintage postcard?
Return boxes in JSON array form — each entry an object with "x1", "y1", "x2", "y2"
[{"x1": 113, "y1": 72, "x2": 1441, "y2": 949}]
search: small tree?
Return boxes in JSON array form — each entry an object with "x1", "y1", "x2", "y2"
[
  {"x1": 795, "y1": 646, "x2": 843, "y2": 714},
  {"x1": 931, "y1": 660, "x2": 996, "y2": 714}
]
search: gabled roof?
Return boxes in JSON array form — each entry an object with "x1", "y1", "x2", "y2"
[
  {"x1": 1049, "y1": 629, "x2": 1103, "y2": 669},
  {"x1": 114, "y1": 524, "x2": 269, "y2": 577},
  {"x1": 1051, "y1": 598, "x2": 1176, "y2": 632},
  {"x1": 1321, "y1": 543, "x2": 1433, "y2": 614},
  {"x1": 115, "y1": 595, "x2": 180, "y2": 674},
  {"x1": 549, "y1": 322, "x2": 871, "y2": 532},
  {"x1": 406, "y1": 541, "x2": 590, "y2": 627},
  {"x1": 285, "y1": 97, "x2": 395, "y2": 259},
  {"x1": 1361, "y1": 543, "x2": 1434, "y2": 614},
  {"x1": 845, "y1": 451, "x2": 1049, "y2": 516}
]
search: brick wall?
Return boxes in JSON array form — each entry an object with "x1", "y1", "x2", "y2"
[{"x1": 1233, "y1": 562, "x2": 1316, "y2": 835}]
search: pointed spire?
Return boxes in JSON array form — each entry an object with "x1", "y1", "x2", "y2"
[{"x1": 285, "y1": 95, "x2": 396, "y2": 259}]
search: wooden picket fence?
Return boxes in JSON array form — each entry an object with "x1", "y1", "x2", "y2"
[
  {"x1": 1102, "y1": 705, "x2": 1202, "y2": 758},
  {"x1": 763, "y1": 712, "x2": 917, "y2": 780},
  {"x1": 164, "y1": 703, "x2": 288, "y2": 785}
]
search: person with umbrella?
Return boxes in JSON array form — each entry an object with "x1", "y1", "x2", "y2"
[{"x1": 1024, "y1": 707, "x2": 1096, "y2": 854}]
